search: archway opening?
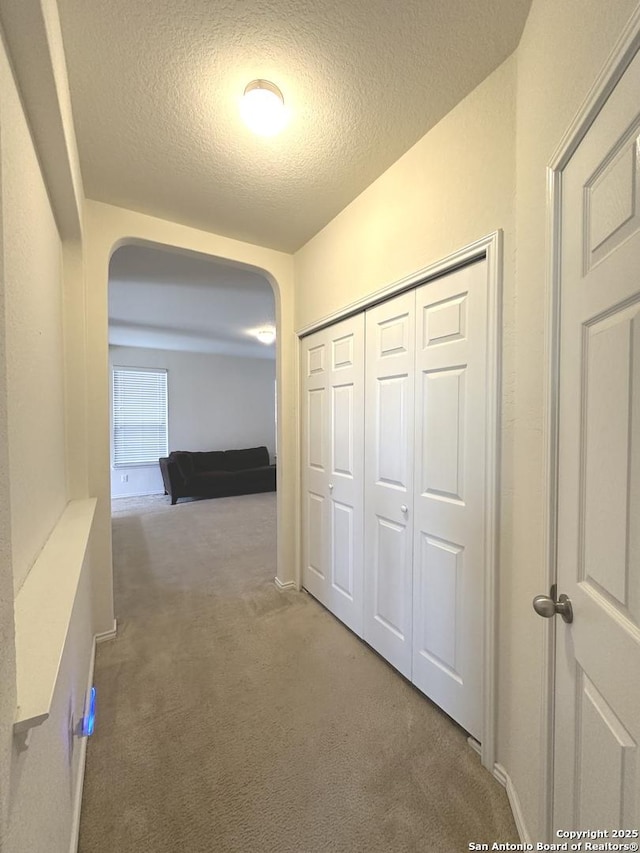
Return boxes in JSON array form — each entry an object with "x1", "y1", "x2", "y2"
[{"x1": 107, "y1": 240, "x2": 279, "y2": 610}]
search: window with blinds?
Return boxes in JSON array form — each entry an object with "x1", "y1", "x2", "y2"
[{"x1": 112, "y1": 367, "x2": 168, "y2": 466}]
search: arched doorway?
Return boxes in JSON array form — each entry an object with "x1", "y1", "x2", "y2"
[
  {"x1": 81, "y1": 204, "x2": 299, "y2": 638},
  {"x1": 107, "y1": 242, "x2": 277, "y2": 505}
]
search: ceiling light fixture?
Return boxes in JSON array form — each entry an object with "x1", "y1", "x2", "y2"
[
  {"x1": 255, "y1": 328, "x2": 276, "y2": 345},
  {"x1": 240, "y1": 80, "x2": 287, "y2": 137}
]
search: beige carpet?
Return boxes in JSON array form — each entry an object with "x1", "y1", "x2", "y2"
[{"x1": 79, "y1": 492, "x2": 518, "y2": 852}]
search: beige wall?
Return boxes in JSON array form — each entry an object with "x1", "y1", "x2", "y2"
[
  {"x1": 0, "y1": 31, "x2": 16, "y2": 839},
  {"x1": 2, "y1": 30, "x2": 67, "y2": 594},
  {"x1": 294, "y1": 0, "x2": 640, "y2": 839},
  {"x1": 0, "y1": 0, "x2": 85, "y2": 240},
  {"x1": 0, "y1": 14, "x2": 95, "y2": 853},
  {"x1": 508, "y1": 0, "x2": 640, "y2": 835},
  {"x1": 7, "y1": 544, "x2": 95, "y2": 853},
  {"x1": 294, "y1": 56, "x2": 517, "y2": 330}
]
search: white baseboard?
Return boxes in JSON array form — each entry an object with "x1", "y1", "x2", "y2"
[
  {"x1": 111, "y1": 489, "x2": 164, "y2": 499},
  {"x1": 274, "y1": 577, "x2": 295, "y2": 591},
  {"x1": 95, "y1": 620, "x2": 117, "y2": 643},
  {"x1": 69, "y1": 621, "x2": 118, "y2": 851},
  {"x1": 68, "y1": 635, "x2": 97, "y2": 853},
  {"x1": 493, "y1": 763, "x2": 532, "y2": 845},
  {"x1": 467, "y1": 736, "x2": 481, "y2": 756},
  {"x1": 465, "y1": 739, "x2": 531, "y2": 845}
]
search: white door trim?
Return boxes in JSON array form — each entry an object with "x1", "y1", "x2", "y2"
[
  {"x1": 297, "y1": 231, "x2": 502, "y2": 773},
  {"x1": 541, "y1": 5, "x2": 640, "y2": 840}
]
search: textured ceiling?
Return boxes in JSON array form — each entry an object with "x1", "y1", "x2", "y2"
[
  {"x1": 58, "y1": 0, "x2": 531, "y2": 252},
  {"x1": 109, "y1": 244, "x2": 276, "y2": 359}
]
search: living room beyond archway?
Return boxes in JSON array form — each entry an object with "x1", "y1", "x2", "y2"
[
  {"x1": 107, "y1": 242, "x2": 277, "y2": 572},
  {"x1": 108, "y1": 243, "x2": 277, "y2": 501}
]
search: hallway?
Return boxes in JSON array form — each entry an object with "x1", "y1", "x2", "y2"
[{"x1": 78, "y1": 493, "x2": 517, "y2": 852}]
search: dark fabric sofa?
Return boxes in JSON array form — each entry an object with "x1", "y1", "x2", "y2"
[{"x1": 159, "y1": 446, "x2": 276, "y2": 505}]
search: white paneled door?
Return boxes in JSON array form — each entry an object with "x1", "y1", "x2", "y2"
[
  {"x1": 301, "y1": 315, "x2": 365, "y2": 635},
  {"x1": 363, "y1": 292, "x2": 416, "y2": 677},
  {"x1": 302, "y1": 331, "x2": 329, "y2": 604},
  {"x1": 412, "y1": 262, "x2": 487, "y2": 741},
  {"x1": 553, "y1": 48, "x2": 640, "y2": 829},
  {"x1": 302, "y1": 251, "x2": 496, "y2": 745}
]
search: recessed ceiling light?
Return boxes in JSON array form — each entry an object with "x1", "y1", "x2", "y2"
[
  {"x1": 255, "y1": 328, "x2": 276, "y2": 345},
  {"x1": 240, "y1": 80, "x2": 287, "y2": 137}
]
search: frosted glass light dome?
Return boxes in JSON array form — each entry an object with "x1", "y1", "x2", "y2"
[
  {"x1": 256, "y1": 328, "x2": 276, "y2": 345},
  {"x1": 240, "y1": 80, "x2": 287, "y2": 137}
]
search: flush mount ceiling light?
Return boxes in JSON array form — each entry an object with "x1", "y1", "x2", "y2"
[
  {"x1": 240, "y1": 80, "x2": 287, "y2": 137},
  {"x1": 255, "y1": 328, "x2": 276, "y2": 345}
]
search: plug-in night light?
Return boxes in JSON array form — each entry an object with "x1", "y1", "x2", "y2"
[{"x1": 82, "y1": 687, "x2": 96, "y2": 737}]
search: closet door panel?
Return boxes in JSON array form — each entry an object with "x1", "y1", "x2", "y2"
[
  {"x1": 326, "y1": 316, "x2": 365, "y2": 635},
  {"x1": 331, "y1": 500, "x2": 354, "y2": 597},
  {"x1": 420, "y1": 367, "x2": 466, "y2": 502},
  {"x1": 302, "y1": 316, "x2": 365, "y2": 635},
  {"x1": 302, "y1": 331, "x2": 330, "y2": 604},
  {"x1": 307, "y1": 388, "x2": 325, "y2": 471},
  {"x1": 306, "y1": 492, "x2": 326, "y2": 583},
  {"x1": 372, "y1": 515, "x2": 409, "y2": 640},
  {"x1": 412, "y1": 261, "x2": 487, "y2": 740},
  {"x1": 331, "y1": 384, "x2": 354, "y2": 476},
  {"x1": 364, "y1": 291, "x2": 415, "y2": 677}
]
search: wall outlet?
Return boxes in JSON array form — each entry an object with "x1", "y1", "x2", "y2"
[{"x1": 120, "y1": 474, "x2": 128, "y2": 483}]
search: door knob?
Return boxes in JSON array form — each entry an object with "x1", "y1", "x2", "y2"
[
  {"x1": 532, "y1": 589, "x2": 573, "y2": 624},
  {"x1": 401, "y1": 505, "x2": 408, "y2": 515},
  {"x1": 328, "y1": 483, "x2": 334, "y2": 492}
]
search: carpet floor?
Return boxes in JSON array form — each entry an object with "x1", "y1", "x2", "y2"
[{"x1": 79, "y1": 492, "x2": 518, "y2": 852}]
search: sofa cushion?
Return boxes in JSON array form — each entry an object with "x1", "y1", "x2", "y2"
[
  {"x1": 190, "y1": 450, "x2": 227, "y2": 473},
  {"x1": 234, "y1": 466, "x2": 277, "y2": 487},
  {"x1": 188, "y1": 470, "x2": 234, "y2": 497},
  {"x1": 191, "y1": 471, "x2": 236, "y2": 485},
  {"x1": 170, "y1": 451, "x2": 195, "y2": 485},
  {"x1": 223, "y1": 446, "x2": 269, "y2": 471},
  {"x1": 190, "y1": 466, "x2": 276, "y2": 497}
]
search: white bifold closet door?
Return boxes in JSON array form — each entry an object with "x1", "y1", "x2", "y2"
[
  {"x1": 301, "y1": 314, "x2": 365, "y2": 636},
  {"x1": 363, "y1": 291, "x2": 416, "y2": 677},
  {"x1": 411, "y1": 261, "x2": 487, "y2": 740},
  {"x1": 303, "y1": 259, "x2": 488, "y2": 740}
]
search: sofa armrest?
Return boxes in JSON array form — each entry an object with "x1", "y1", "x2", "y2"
[{"x1": 159, "y1": 457, "x2": 181, "y2": 505}]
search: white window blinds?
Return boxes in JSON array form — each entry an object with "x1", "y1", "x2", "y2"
[{"x1": 112, "y1": 367, "x2": 168, "y2": 466}]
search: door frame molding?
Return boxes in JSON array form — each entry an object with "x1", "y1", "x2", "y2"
[
  {"x1": 297, "y1": 231, "x2": 502, "y2": 773},
  {"x1": 541, "y1": 6, "x2": 640, "y2": 839}
]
